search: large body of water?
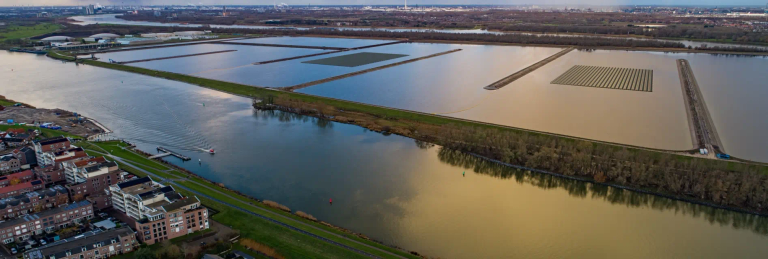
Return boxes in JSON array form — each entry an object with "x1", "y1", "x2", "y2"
[
  {"x1": 70, "y1": 14, "x2": 768, "y2": 50},
  {"x1": 3, "y1": 51, "x2": 768, "y2": 258},
  {"x1": 94, "y1": 37, "x2": 768, "y2": 161}
]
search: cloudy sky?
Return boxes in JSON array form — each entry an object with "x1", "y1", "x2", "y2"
[{"x1": 2, "y1": 0, "x2": 766, "y2": 6}]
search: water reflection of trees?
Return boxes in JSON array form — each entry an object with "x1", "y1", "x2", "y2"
[
  {"x1": 436, "y1": 147, "x2": 768, "y2": 236},
  {"x1": 253, "y1": 109, "x2": 333, "y2": 129}
]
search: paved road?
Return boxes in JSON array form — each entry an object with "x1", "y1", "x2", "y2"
[{"x1": 99, "y1": 152, "x2": 406, "y2": 259}]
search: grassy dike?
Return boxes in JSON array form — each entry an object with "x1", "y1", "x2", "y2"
[{"x1": 78, "y1": 141, "x2": 419, "y2": 259}]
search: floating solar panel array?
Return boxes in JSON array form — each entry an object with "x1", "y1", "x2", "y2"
[{"x1": 551, "y1": 65, "x2": 653, "y2": 92}]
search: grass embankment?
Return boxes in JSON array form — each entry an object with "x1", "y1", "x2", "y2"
[
  {"x1": 0, "y1": 95, "x2": 34, "y2": 108},
  {"x1": 0, "y1": 23, "x2": 63, "y2": 41},
  {"x1": 80, "y1": 141, "x2": 418, "y2": 259},
  {"x1": 46, "y1": 50, "x2": 76, "y2": 61}
]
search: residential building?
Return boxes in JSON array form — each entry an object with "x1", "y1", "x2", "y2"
[
  {"x1": 13, "y1": 146, "x2": 38, "y2": 168},
  {"x1": 2, "y1": 138, "x2": 26, "y2": 148},
  {"x1": 0, "y1": 186, "x2": 69, "y2": 220},
  {"x1": 0, "y1": 170, "x2": 36, "y2": 187},
  {"x1": 62, "y1": 157, "x2": 122, "y2": 210},
  {"x1": 0, "y1": 201, "x2": 93, "y2": 244},
  {"x1": 34, "y1": 148, "x2": 88, "y2": 185},
  {"x1": 0, "y1": 155, "x2": 21, "y2": 173},
  {"x1": 42, "y1": 147, "x2": 87, "y2": 168},
  {"x1": 0, "y1": 180, "x2": 44, "y2": 199},
  {"x1": 24, "y1": 227, "x2": 137, "y2": 259},
  {"x1": 108, "y1": 177, "x2": 209, "y2": 244},
  {"x1": 34, "y1": 168, "x2": 66, "y2": 185},
  {"x1": 62, "y1": 157, "x2": 116, "y2": 186},
  {"x1": 34, "y1": 137, "x2": 71, "y2": 166},
  {"x1": 36, "y1": 140, "x2": 77, "y2": 168}
]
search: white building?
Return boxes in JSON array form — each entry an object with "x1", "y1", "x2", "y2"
[{"x1": 108, "y1": 177, "x2": 181, "y2": 221}]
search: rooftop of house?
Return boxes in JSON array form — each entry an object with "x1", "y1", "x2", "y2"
[
  {"x1": 0, "y1": 155, "x2": 17, "y2": 162},
  {"x1": 0, "y1": 180, "x2": 43, "y2": 195},
  {"x1": 0, "y1": 201, "x2": 90, "y2": 230},
  {"x1": 161, "y1": 196, "x2": 200, "y2": 212},
  {"x1": 37, "y1": 136, "x2": 68, "y2": 146},
  {"x1": 0, "y1": 185, "x2": 67, "y2": 209},
  {"x1": 72, "y1": 157, "x2": 106, "y2": 167},
  {"x1": 0, "y1": 169, "x2": 34, "y2": 181},
  {"x1": 83, "y1": 161, "x2": 117, "y2": 173},
  {"x1": 25, "y1": 227, "x2": 134, "y2": 259}
]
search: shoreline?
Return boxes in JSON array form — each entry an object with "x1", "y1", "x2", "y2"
[
  {"x1": 44, "y1": 47, "x2": 768, "y2": 216},
  {"x1": 252, "y1": 100, "x2": 768, "y2": 217}
]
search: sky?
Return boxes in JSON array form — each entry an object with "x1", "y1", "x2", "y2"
[{"x1": 2, "y1": 0, "x2": 766, "y2": 6}]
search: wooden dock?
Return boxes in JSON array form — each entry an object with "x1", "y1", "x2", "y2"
[
  {"x1": 484, "y1": 47, "x2": 575, "y2": 90},
  {"x1": 155, "y1": 146, "x2": 191, "y2": 161}
]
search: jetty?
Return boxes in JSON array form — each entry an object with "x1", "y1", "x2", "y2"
[
  {"x1": 286, "y1": 48, "x2": 462, "y2": 91},
  {"x1": 677, "y1": 59, "x2": 724, "y2": 157},
  {"x1": 252, "y1": 40, "x2": 410, "y2": 65},
  {"x1": 152, "y1": 146, "x2": 191, "y2": 161},
  {"x1": 484, "y1": 47, "x2": 575, "y2": 90}
]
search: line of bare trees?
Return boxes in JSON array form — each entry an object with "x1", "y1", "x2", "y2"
[
  {"x1": 435, "y1": 125, "x2": 768, "y2": 215},
  {"x1": 435, "y1": 147, "x2": 768, "y2": 236},
  {"x1": 253, "y1": 96, "x2": 768, "y2": 215}
]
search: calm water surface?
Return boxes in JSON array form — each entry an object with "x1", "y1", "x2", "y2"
[
  {"x1": 302, "y1": 48, "x2": 693, "y2": 150},
  {"x1": 99, "y1": 41, "x2": 455, "y2": 87},
  {"x1": 3, "y1": 51, "x2": 768, "y2": 258}
]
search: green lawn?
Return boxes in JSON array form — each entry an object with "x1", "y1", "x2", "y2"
[
  {"x1": 0, "y1": 23, "x2": 63, "y2": 40},
  {"x1": 82, "y1": 141, "x2": 418, "y2": 259},
  {"x1": 0, "y1": 99, "x2": 16, "y2": 106}
]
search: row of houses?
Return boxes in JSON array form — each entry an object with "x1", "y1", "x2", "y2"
[{"x1": 0, "y1": 133, "x2": 209, "y2": 258}]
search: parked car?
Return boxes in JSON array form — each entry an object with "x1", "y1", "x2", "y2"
[
  {"x1": 39, "y1": 239, "x2": 47, "y2": 245},
  {"x1": 10, "y1": 247, "x2": 17, "y2": 254}
]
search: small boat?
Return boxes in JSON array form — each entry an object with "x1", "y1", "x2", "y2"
[{"x1": 199, "y1": 148, "x2": 215, "y2": 154}]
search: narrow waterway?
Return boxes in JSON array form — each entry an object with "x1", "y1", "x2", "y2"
[{"x1": 2, "y1": 52, "x2": 768, "y2": 258}]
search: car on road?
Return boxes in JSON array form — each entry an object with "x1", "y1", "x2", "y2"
[
  {"x1": 10, "y1": 248, "x2": 17, "y2": 254},
  {"x1": 39, "y1": 239, "x2": 47, "y2": 245}
]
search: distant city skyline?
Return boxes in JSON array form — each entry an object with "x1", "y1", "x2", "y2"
[{"x1": 3, "y1": 0, "x2": 768, "y2": 7}]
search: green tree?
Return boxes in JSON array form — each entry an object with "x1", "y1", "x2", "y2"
[{"x1": 134, "y1": 248, "x2": 156, "y2": 259}]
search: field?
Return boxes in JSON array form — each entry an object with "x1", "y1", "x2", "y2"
[
  {"x1": 0, "y1": 23, "x2": 62, "y2": 41},
  {"x1": 551, "y1": 65, "x2": 654, "y2": 92}
]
